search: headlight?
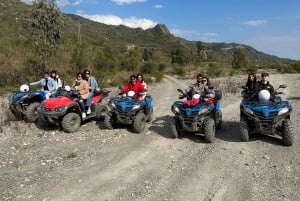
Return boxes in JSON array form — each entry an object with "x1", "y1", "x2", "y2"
[
  {"x1": 198, "y1": 108, "x2": 211, "y2": 115},
  {"x1": 54, "y1": 106, "x2": 67, "y2": 112},
  {"x1": 132, "y1": 104, "x2": 141, "y2": 110},
  {"x1": 109, "y1": 101, "x2": 116, "y2": 108},
  {"x1": 243, "y1": 107, "x2": 253, "y2": 115},
  {"x1": 171, "y1": 105, "x2": 180, "y2": 114},
  {"x1": 278, "y1": 107, "x2": 289, "y2": 116}
]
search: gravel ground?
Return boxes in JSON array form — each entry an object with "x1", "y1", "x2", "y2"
[{"x1": 0, "y1": 73, "x2": 299, "y2": 201}]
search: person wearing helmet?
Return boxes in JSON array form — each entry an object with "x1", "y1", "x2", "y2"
[
  {"x1": 121, "y1": 75, "x2": 145, "y2": 100},
  {"x1": 30, "y1": 71, "x2": 56, "y2": 99},
  {"x1": 255, "y1": 72, "x2": 274, "y2": 100}
]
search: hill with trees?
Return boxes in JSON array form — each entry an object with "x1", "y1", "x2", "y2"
[{"x1": 0, "y1": 0, "x2": 298, "y2": 91}]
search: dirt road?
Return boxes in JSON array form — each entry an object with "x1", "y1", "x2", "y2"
[{"x1": 0, "y1": 74, "x2": 299, "y2": 201}]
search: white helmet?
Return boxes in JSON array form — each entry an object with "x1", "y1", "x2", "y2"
[
  {"x1": 64, "y1": 85, "x2": 71, "y2": 91},
  {"x1": 192, "y1": 94, "x2": 201, "y2": 99},
  {"x1": 127, "y1": 90, "x2": 135, "y2": 97},
  {"x1": 258, "y1": 89, "x2": 270, "y2": 101},
  {"x1": 20, "y1": 84, "x2": 29, "y2": 92}
]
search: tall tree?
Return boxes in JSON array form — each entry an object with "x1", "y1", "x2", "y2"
[
  {"x1": 31, "y1": 0, "x2": 63, "y2": 72},
  {"x1": 232, "y1": 47, "x2": 248, "y2": 69}
]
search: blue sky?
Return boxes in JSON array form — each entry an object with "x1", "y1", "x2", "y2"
[{"x1": 21, "y1": 0, "x2": 300, "y2": 60}]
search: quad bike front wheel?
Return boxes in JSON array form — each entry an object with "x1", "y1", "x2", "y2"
[
  {"x1": 215, "y1": 110, "x2": 222, "y2": 130},
  {"x1": 133, "y1": 112, "x2": 146, "y2": 133},
  {"x1": 203, "y1": 118, "x2": 215, "y2": 143},
  {"x1": 103, "y1": 114, "x2": 113, "y2": 130},
  {"x1": 25, "y1": 102, "x2": 40, "y2": 122},
  {"x1": 37, "y1": 114, "x2": 51, "y2": 129},
  {"x1": 146, "y1": 106, "x2": 153, "y2": 123},
  {"x1": 282, "y1": 119, "x2": 293, "y2": 146},
  {"x1": 170, "y1": 118, "x2": 182, "y2": 138},
  {"x1": 95, "y1": 104, "x2": 108, "y2": 120},
  {"x1": 240, "y1": 117, "x2": 250, "y2": 142},
  {"x1": 7, "y1": 108, "x2": 23, "y2": 121},
  {"x1": 62, "y1": 113, "x2": 81, "y2": 133}
]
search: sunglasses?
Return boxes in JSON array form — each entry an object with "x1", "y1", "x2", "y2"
[{"x1": 202, "y1": 80, "x2": 207, "y2": 82}]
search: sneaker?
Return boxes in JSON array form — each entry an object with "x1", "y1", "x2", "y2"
[
  {"x1": 86, "y1": 108, "x2": 91, "y2": 115},
  {"x1": 82, "y1": 112, "x2": 86, "y2": 119}
]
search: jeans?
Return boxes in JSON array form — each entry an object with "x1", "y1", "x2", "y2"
[
  {"x1": 79, "y1": 99, "x2": 86, "y2": 112},
  {"x1": 86, "y1": 91, "x2": 94, "y2": 107}
]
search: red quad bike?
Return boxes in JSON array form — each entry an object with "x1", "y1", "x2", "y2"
[{"x1": 38, "y1": 88, "x2": 110, "y2": 133}]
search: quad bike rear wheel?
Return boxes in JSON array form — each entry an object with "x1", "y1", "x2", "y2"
[
  {"x1": 133, "y1": 112, "x2": 146, "y2": 133},
  {"x1": 282, "y1": 119, "x2": 293, "y2": 146},
  {"x1": 62, "y1": 113, "x2": 81, "y2": 133},
  {"x1": 203, "y1": 118, "x2": 215, "y2": 143},
  {"x1": 240, "y1": 117, "x2": 249, "y2": 142},
  {"x1": 25, "y1": 102, "x2": 40, "y2": 122}
]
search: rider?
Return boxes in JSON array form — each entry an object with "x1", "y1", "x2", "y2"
[
  {"x1": 50, "y1": 70, "x2": 63, "y2": 97},
  {"x1": 83, "y1": 69, "x2": 99, "y2": 115},
  {"x1": 137, "y1": 73, "x2": 147, "y2": 99},
  {"x1": 72, "y1": 72, "x2": 89, "y2": 119},
  {"x1": 181, "y1": 74, "x2": 214, "y2": 106},
  {"x1": 255, "y1": 72, "x2": 275, "y2": 100},
  {"x1": 30, "y1": 71, "x2": 56, "y2": 99},
  {"x1": 121, "y1": 75, "x2": 145, "y2": 100},
  {"x1": 200, "y1": 76, "x2": 215, "y2": 104},
  {"x1": 242, "y1": 73, "x2": 257, "y2": 98},
  {"x1": 183, "y1": 73, "x2": 204, "y2": 100}
]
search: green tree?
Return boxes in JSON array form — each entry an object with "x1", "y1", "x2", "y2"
[
  {"x1": 31, "y1": 0, "x2": 63, "y2": 71},
  {"x1": 292, "y1": 60, "x2": 300, "y2": 72},
  {"x1": 196, "y1": 41, "x2": 203, "y2": 57},
  {"x1": 232, "y1": 47, "x2": 248, "y2": 69}
]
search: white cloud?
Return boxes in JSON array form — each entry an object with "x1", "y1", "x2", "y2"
[
  {"x1": 79, "y1": 13, "x2": 157, "y2": 30},
  {"x1": 111, "y1": 0, "x2": 146, "y2": 5},
  {"x1": 154, "y1": 4, "x2": 163, "y2": 9},
  {"x1": 56, "y1": 0, "x2": 83, "y2": 7},
  {"x1": 73, "y1": 0, "x2": 83, "y2": 6},
  {"x1": 56, "y1": 0, "x2": 70, "y2": 7},
  {"x1": 170, "y1": 28, "x2": 219, "y2": 42},
  {"x1": 241, "y1": 19, "x2": 267, "y2": 26}
]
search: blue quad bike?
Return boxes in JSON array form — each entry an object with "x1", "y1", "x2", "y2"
[
  {"x1": 8, "y1": 84, "x2": 47, "y2": 122},
  {"x1": 240, "y1": 84, "x2": 293, "y2": 146},
  {"x1": 102, "y1": 91, "x2": 153, "y2": 133},
  {"x1": 170, "y1": 89, "x2": 222, "y2": 143}
]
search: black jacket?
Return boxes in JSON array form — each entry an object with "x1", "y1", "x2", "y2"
[{"x1": 255, "y1": 81, "x2": 275, "y2": 100}]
